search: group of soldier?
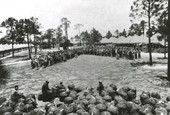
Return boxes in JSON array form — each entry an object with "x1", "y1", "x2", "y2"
[
  {"x1": 31, "y1": 45, "x2": 141, "y2": 69},
  {"x1": 31, "y1": 49, "x2": 83, "y2": 69},
  {"x1": 40, "y1": 80, "x2": 106, "y2": 102},
  {"x1": 83, "y1": 45, "x2": 141, "y2": 60}
]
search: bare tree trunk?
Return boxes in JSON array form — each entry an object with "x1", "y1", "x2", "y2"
[
  {"x1": 65, "y1": 30, "x2": 68, "y2": 50},
  {"x1": 53, "y1": 43, "x2": 55, "y2": 48},
  {"x1": 27, "y1": 34, "x2": 31, "y2": 59},
  {"x1": 12, "y1": 38, "x2": 14, "y2": 57},
  {"x1": 168, "y1": 0, "x2": 170, "y2": 80},
  {"x1": 11, "y1": 26, "x2": 15, "y2": 57},
  {"x1": 34, "y1": 34, "x2": 36, "y2": 55},
  {"x1": 164, "y1": 39, "x2": 166, "y2": 58},
  {"x1": 34, "y1": 35, "x2": 37, "y2": 55},
  {"x1": 40, "y1": 37, "x2": 42, "y2": 51},
  {"x1": 143, "y1": 26, "x2": 145, "y2": 39},
  {"x1": 49, "y1": 38, "x2": 51, "y2": 49},
  {"x1": 65, "y1": 27, "x2": 68, "y2": 40},
  {"x1": 148, "y1": 0, "x2": 152, "y2": 66}
]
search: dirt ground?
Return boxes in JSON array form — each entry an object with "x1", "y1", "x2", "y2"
[{"x1": 0, "y1": 50, "x2": 168, "y2": 108}]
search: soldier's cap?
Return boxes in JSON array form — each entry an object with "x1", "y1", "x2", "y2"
[
  {"x1": 98, "y1": 81, "x2": 103, "y2": 84},
  {"x1": 15, "y1": 85, "x2": 19, "y2": 90}
]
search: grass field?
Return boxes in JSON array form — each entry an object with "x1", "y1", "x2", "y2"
[{"x1": 0, "y1": 50, "x2": 168, "y2": 107}]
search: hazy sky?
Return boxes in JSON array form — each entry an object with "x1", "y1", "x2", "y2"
[{"x1": 0, "y1": 0, "x2": 134, "y2": 38}]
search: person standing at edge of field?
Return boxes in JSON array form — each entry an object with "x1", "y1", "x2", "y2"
[
  {"x1": 137, "y1": 48, "x2": 141, "y2": 59},
  {"x1": 14, "y1": 85, "x2": 19, "y2": 94},
  {"x1": 97, "y1": 81, "x2": 104, "y2": 95},
  {"x1": 42, "y1": 81, "x2": 53, "y2": 101},
  {"x1": 34, "y1": 56, "x2": 39, "y2": 70},
  {"x1": 42, "y1": 81, "x2": 50, "y2": 94}
]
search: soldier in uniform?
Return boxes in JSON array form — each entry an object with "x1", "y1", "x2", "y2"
[
  {"x1": 97, "y1": 81, "x2": 104, "y2": 96},
  {"x1": 11, "y1": 85, "x2": 25, "y2": 102},
  {"x1": 31, "y1": 58, "x2": 35, "y2": 69},
  {"x1": 34, "y1": 56, "x2": 39, "y2": 70},
  {"x1": 42, "y1": 81, "x2": 53, "y2": 101},
  {"x1": 137, "y1": 48, "x2": 141, "y2": 59}
]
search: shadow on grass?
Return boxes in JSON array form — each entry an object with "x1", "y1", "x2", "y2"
[
  {"x1": 21, "y1": 57, "x2": 30, "y2": 61},
  {"x1": 157, "y1": 57, "x2": 168, "y2": 60},
  {"x1": 156, "y1": 75, "x2": 168, "y2": 80},
  {"x1": 130, "y1": 61, "x2": 167, "y2": 67},
  {"x1": 156, "y1": 75, "x2": 170, "y2": 87},
  {"x1": 8, "y1": 55, "x2": 27, "y2": 58},
  {"x1": 8, "y1": 55, "x2": 30, "y2": 62},
  {"x1": 0, "y1": 60, "x2": 9, "y2": 85}
]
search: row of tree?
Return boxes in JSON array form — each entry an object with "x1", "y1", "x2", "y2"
[
  {"x1": 40, "y1": 18, "x2": 72, "y2": 50},
  {"x1": 71, "y1": 28, "x2": 102, "y2": 45},
  {"x1": 0, "y1": 17, "x2": 41, "y2": 58},
  {"x1": 103, "y1": 0, "x2": 168, "y2": 66},
  {"x1": 0, "y1": 17, "x2": 73, "y2": 58},
  {"x1": 130, "y1": 0, "x2": 168, "y2": 65},
  {"x1": 0, "y1": 0, "x2": 168, "y2": 65}
]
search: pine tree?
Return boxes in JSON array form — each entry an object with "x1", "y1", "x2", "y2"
[
  {"x1": 130, "y1": 0, "x2": 165, "y2": 65},
  {"x1": 106, "y1": 31, "x2": 112, "y2": 39}
]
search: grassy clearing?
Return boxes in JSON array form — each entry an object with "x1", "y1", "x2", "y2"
[{"x1": 0, "y1": 51, "x2": 168, "y2": 107}]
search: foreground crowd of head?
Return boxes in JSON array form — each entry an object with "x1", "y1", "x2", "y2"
[
  {"x1": 31, "y1": 46, "x2": 141, "y2": 69},
  {"x1": 1, "y1": 81, "x2": 170, "y2": 115}
]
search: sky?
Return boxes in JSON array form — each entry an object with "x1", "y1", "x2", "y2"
[{"x1": 0, "y1": 0, "x2": 134, "y2": 38}]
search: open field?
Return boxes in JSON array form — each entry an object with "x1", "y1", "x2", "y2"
[{"x1": 0, "y1": 50, "x2": 168, "y2": 107}]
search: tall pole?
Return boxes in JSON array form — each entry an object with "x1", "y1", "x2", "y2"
[
  {"x1": 79, "y1": 28, "x2": 81, "y2": 46},
  {"x1": 40, "y1": 37, "x2": 42, "y2": 51},
  {"x1": 148, "y1": 0, "x2": 152, "y2": 65},
  {"x1": 168, "y1": 0, "x2": 170, "y2": 80},
  {"x1": 65, "y1": 24, "x2": 68, "y2": 40}
]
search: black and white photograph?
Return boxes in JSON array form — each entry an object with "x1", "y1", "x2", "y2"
[{"x1": 0, "y1": 0, "x2": 170, "y2": 114}]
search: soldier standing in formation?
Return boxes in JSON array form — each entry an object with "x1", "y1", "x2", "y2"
[{"x1": 31, "y1": 45, "x2": 142, "y2": 69}]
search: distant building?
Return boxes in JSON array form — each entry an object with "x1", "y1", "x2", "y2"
[{"x1": 100, "y1": 34, "x2": 167, "y2": 52}]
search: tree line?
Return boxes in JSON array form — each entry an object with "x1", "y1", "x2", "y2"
[
  {"x1": 103, "y1": 0, "x2": 168, "y2": 66},
  {"x1": 0, "y1": 17, "x2": 41, "y2": 58},
  {"x1": 0, "y1": 17, "x2": 73, "y2": 58},
  {"x1": 0, "y1": 0, "x2": 168, "y2": 65},
  {"x1": 71, "y1": 28, "x2": 102, "y2": 46}
]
